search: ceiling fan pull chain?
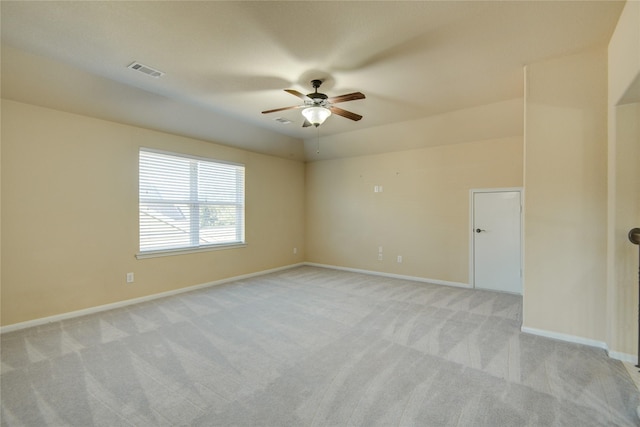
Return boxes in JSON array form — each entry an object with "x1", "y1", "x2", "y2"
[{"x1": 316, "y1": 127, "x2": 320, "y2": 154}]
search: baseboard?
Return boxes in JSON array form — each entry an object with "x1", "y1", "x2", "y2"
[
  {"x1": 304, "y1": 262, "x2": 471, "y2": 289},
  {"x1": 521, "y1": 325, "x2": 612, "y2": 354},
  {"x1": 521, "y1": 326, "x2": 640, "y2": 364},
  {"x1": 609, "y1": 350, "x2": 638, "y2": 364},
  {"x1": 0, "y1": 263, "x2": 305, "y2": 334}
]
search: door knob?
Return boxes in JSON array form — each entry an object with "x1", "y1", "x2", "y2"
[{"x1": 476, "y1": 228, "x2": 485, "y2": 233}]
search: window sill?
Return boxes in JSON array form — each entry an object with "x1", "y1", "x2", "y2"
[{"x1": 136, "y1": 242, "x2": 247, "y2": 259}]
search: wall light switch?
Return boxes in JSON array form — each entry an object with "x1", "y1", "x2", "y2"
[
  {"x1": 397, "y1": 256, "x2": 403, "y2": 263},
  {"x1": 126, "y1": 272, "x2": 134, "y2": 283}
]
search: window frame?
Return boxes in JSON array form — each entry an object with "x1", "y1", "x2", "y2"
[{"x1": 136, "y1": 148, "x2": 246, "y2": 259}]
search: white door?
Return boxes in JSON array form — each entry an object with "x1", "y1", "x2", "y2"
[{"x1": 473, "y1": 190, "x2": 522, "y2": 294}]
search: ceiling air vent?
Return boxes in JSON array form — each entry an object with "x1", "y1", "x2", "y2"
[
  {"x1": 274, "y1": 117, "x2": 292, "y2": 125},
  {"x1": 127, "y1": 62, "x2": 165, "y2": 78}
]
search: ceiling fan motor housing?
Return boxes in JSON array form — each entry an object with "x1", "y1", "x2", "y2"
[
  {"x1": 308, "y1": 80, "x2": 328, "y2": 103},
  {"x1": 308, "y1": 92, "x2": 328, "y2": 101}
]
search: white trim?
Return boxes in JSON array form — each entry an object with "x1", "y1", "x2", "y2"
[
  {"x1": 521, "y1": 325, "x2": 639, "y2": 363},
  {"x1": 521, "y1": 326, "x2": 609, "y2": 351},
  {"x1": 136, "y1": 243, "x2": 247, "y2": 259},
  {"x1": 0, "y1": 263, "x2": 304, "y2": 334},
  {"x1": 140, "y1": 146, "x2": 244, "y2": 168},
  {"x1": 304, "y1": 262, "x2": 471, "y2": 289},
  {"x1": 609, "y1": 350, "x2": 638, "y2": 364},
  {"x1": 469, "y1": 187, "x2": 524, "y2": 294}
]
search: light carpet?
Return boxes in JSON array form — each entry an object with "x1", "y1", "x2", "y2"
[{"x1": 1, "y1": 266, "x2": 638, "y2": 426}]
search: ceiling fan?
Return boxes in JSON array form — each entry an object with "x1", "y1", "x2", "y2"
[{"x1": 262, "y1": 79, "x2": 365, "y2": 127}]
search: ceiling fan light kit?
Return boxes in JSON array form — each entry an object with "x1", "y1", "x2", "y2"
[
  {"x1": 302, "y1": 106, "x2": 331, "y2": 127},
  {"x1": 262, "y1": 79, "x2": 365, "y2": 128}
]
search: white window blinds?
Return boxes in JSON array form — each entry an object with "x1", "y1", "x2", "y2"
[{"x1": 139, "y1": 149, "x2": 245, "y2": 254}]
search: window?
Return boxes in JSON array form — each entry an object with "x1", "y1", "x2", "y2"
[{"x1": 138, "y1": 148, "x2": 245, "y2": 256}]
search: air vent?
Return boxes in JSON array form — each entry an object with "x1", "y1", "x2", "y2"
[
  {"x1": 274, "y1": 117, "x2": 292, "y2": 125},
  {"x1": 127, "y1": 62, "x2": 165, "y2": 78}
]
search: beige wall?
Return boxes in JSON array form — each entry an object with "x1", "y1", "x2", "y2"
[
  {"x1": 1, "y1": 99, "x2": 305, "y2": 326},
  {"x1": 305, "y1": 136, "x2": 523, "y2": 284},
  {"x1": 304, "y1": 98, "x2": 523, "y2": 161},
  {"x1": 523, "y1": 48, "x2": 608, "y2": 341},
  {"x1": 607, "y1": 0, "x2": 640, "y2": 358}
]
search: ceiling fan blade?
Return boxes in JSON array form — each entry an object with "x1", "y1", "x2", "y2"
[
  {"x1": 328, "y1": 92, "x2": 366, "y2": 104},
  {"x1": 302, "y1": 120, "x2": 312, "y2": 128},
  {"x1": 261, "y1": 105, "x2": 301, "y2": 114},
  {"x1": 329, "y1": 106, "x2": 363, "y2": 121},
  {"x1": 285, "y1": 89, "x2": 311, "y2": 100}
]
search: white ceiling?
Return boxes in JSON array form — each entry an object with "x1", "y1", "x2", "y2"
[{"x1": 1, "y1": 1, "x2": 625, "y2": 161}]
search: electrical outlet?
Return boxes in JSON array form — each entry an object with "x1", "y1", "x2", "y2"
[
  {"x1": 293, "y1": 247, "x2": 298, "y2": 254},
  {"x1": 126, "y1": 272, "x2": 134, "y2": 283},
  {"x1": 397, "y1": 255, "x2": 403, "y2": 263}
]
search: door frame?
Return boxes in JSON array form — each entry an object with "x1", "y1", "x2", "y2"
[{"x1": 469, "y1": 187, "x2": 524, "y2": 292}]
